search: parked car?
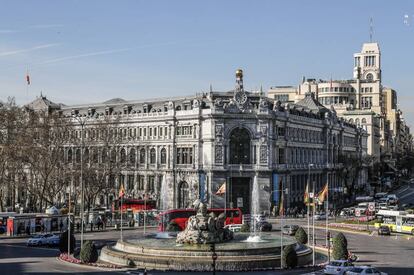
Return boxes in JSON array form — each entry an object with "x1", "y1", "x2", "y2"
[
  {"x1": 374, "y1": 192, "x2": 388, "y2": 200},
  {"x1": 378, "y1": 203, "x2": 388, "y2": 210},
  {"x1": 314, "y1": 213, "x2": 327, "y2": 220},
  {"x1": 27, "y1": 234, "x2": 56, "y2": 246},
  {"x1": 377, "y1": 225, "x2": 391, "y2": 236},
  {"x1": 345, "y1": 266, "x2": 388, "y2": 275},
  {"x1": 386, "y1": 194, "x2": 398, "y2": 205},
  {"x1": 46, "y1": 234, "x2": 61, "y2": 246},
  {"x1": 324, "y1": 260, "x2": 354, "y2": 275},
  {"x1": 282, "y1": 225, "x2": 299, "y2": 235}
]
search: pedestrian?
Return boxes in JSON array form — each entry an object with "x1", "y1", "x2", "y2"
[{"x1": 59, "y1": 220, "x2": 64, "y2": 232}]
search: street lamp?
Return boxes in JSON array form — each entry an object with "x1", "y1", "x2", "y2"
[
  {"x1": 72, "y1": 113, "x2": 90, "y2": 250},
  {"x1": 307, "y1": 163, "x2": 314, "y2": 238}
]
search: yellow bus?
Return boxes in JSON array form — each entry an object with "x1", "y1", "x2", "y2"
[{"x1": 375, "y1": 210, "x2": 414, "y2": 235}]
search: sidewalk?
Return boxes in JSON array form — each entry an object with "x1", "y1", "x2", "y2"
[{"x1": 0, "y1": 225, "x2": 157, "y2": 240}]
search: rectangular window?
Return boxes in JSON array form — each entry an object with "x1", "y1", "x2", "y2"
[
  {"x1": 278, "y1": 127, "x2": 285, "y2": 137},
  {"x1": 148, "y1": 176, "x2": 155, "y2": 192},
  {"x1": 138, "y1": 175, "x2": 145, "y2": 190},
  {"x1": 278, "y1": 148, "x2": 285, "y2": 164}
]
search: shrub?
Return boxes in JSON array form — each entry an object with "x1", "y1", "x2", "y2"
[
  {"x1": 59, "y1": 230, "x2": 76, "y2": 254},
  {"x1": 282, "y1": 244, "x2": 298, "y2": 269},
  {"x1": 332, "y1": 233, "x2": 348, "y2": 260},
  {"x1": 80, "y1": 241, "x2": 99, "y2": 263},
  {"x1": 295, "y1": 227, "x2": 308, "y2": 245},
  {"x1": 240, "y1": 223, "x2": 250, "y2": 232},
  {"x1": 166, "y1": 221, "x2": 181, "y2": 232},
  {"x1": 335, "y1": 232, "x2": 348, "y2": 248}
]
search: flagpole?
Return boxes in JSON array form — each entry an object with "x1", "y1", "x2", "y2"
[
  {"x1": 280, "y1": 180, "x2": 284, "y2": 269},
  {"x1": 312, "y1": 180, "x2": 315, "y2": 266},
  {"x1": 326, "y1": 177, "x2": 329, "y2": 248},
  {"x1": 120, "y1": 196, "x2": 123, "y2": 242}
]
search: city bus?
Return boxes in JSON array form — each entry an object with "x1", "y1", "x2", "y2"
[
  {"x1": 375, "y1": 210, "x2": 414, "y2": 235},
  {"x1": 157, "y1": 208, "x2": 243, "y2": 231},
  {"x1": 112, "y1": 198, "x2": 157, "y2": 213}
]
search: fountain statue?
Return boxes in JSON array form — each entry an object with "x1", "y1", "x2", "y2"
[{"x1": 176, "y1": 199, "x2": 233, "y2": 244}]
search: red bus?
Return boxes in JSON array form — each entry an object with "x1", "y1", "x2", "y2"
[
  {"x1": 112, "y1": 199, "x2": 157, "y2": 213},
  {"x1": 157, "y1": 208, "x2": 242, "y2": 231}
]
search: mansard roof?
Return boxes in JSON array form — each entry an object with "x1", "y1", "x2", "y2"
[
  {"x1": 295, "y1": 92, "x2": 328, "y2": 113},
  {"x1": 25, "y1": 95, "x2": 62, "y2": 111}
]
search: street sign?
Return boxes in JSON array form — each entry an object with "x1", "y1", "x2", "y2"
[
  {"x1": 309, "y1": 192, "x2": 314, "y2": 198},
  {"x1": 355, "y1": 209, "x2": 361, "y2": 217},
  {"x1": 368, "y1": 202, "x2": 375, "y2": 212}
]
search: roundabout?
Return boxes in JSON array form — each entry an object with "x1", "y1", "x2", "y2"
[
  {"x1": 100, "y1": 232, "x2": 313, "y2": 271},
  {"x1": 100, "y1": 200, "x2": 313, "y2": 271}
]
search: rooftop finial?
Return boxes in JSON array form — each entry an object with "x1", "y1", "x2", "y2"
[{"x1": 235, "y1": 68, "x2": 244, "y2": 92}]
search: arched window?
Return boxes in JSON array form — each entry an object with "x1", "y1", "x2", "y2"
[
  {"x1": 229, "y1": 128, "x2": 251, "y2": 164},
  {"x1": 120, "y1": 148, "x2": 126, "y2": 163},
  {"x1": 102, "y1": 148, "x2": 107, "y2": 163},
  {"x1": 366, "y1": 73, "x2": 373, "y2": 81},
  {"x1": 92, "y1": 148, "x2": 99, "y2": 163},
  {"x1": 160, "y1": 148, "x2": 167, "y2": 164},
  {"x1": 84, "y1": 148, "x2": 89, "y2": 163},
  {"x1": 355, "y1": 118, "x2": 360, "y2": 125},
  {"x1": 139, "y1": 148, "x2": 146, "y2": 164},
  {"x1": 129, "y1": 148, "x2": 136, "y2": 164},
  {"x1": 67, "y1": 148, "x2": 73, "y2": 163},
  {"x1": 110, "y1": 148, "x2": 117, "y2": 163},
  {"x1": 178, "y1": 181, "x2": 190, "y2": 208},
  {"x1": 361, "y1": 118, "x2": 367, "y2": 124},
  {"x1": 75, "y1": 148, "x2": 81, "y2": 163},
  {"x1": 150, "y1": 148, "x2": 156, "y2": 164}
]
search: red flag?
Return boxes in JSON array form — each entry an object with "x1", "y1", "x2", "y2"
[{"x1": 26, "y1": 74, "x2": 30, "y2": 85}]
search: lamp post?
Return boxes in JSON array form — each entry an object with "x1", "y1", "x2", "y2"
[
  {"x1": 72, "y1": 114, "x2": 90, "y2": 250},
  {"x1": 307, "y1": 163, "x2": 314, "y2": 238}
]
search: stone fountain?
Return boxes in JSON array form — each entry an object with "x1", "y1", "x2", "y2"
[
  {"x1": 100, "y1": 199, "x2": 314, "y2": 271},
  {"x1": 176, "y1": 200, "x2": 233, "y2": 244}
]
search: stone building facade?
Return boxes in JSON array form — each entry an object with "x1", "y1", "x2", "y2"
[
  {"x1": 35, "y1": 69, "x2": 366, "y2": 214},
  {"x1": 12, "y1": 70, "x2": 368, "y2": 214},
  {"x1": 268, "y1": 42, "x2": 411, "y2": 163}
]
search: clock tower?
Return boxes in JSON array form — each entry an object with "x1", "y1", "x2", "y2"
[
  {"x1": 234, "y1": 69, "x2": 247, "y2": 105},
  {"x1": 353, "y1": 42, "x2": 381, "y2": 83}
]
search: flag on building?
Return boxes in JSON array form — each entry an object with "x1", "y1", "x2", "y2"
[
  {"x1": 317, "y1": 183, "x2": 328, "y2": 203},
  {"x1": 119, "y1": 183, "x2": 125, "y2": 198},
  {"x1": 279, "y1": 193, "x2": 284, "y2": 216},
  {"x1": 215, "y1": 182, "x2": 226, "y2": 195},
  {"x1": 304, "y1": 182, "x2": 309, "y2": 204}
]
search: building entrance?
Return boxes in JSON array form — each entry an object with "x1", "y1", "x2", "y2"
[{"x1": 229, "y1": 177, "x2": 251, "y2": 214}]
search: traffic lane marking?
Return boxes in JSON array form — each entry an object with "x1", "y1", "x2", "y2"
[{"x1": 2, "y1": 243, "x2": 59, "y2": 252}]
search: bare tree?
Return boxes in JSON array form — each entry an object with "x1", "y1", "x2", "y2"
[
  {"x1": 76, "y1": 114, "x2": 123, "y2": 212},
  {"x1": 0, "y1": 98, "x2": 30, "y2": 211},
  {"x1": 24, "y1": 110, "x2": 74, "y2": 211}
]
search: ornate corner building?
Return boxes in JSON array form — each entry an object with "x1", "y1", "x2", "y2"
[
  {"x1": 17, "y1": 70, "x2": 368, "y2": 214},
  {"x1": 268, "y1": 42, "x2": 412, "y2": 172}
]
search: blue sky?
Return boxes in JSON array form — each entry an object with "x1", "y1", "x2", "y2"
[{"x1": 1, "y1": 0, "x2": 414, "y2": 126}]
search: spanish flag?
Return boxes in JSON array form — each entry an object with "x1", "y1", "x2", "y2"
[
  {"x1": 317, "y1": 183, "x2": 328, "y2": 203},
  {"x1": 119, "y1": 183, "x2": 125, "y2": 198},
  {"x1": 279, "y1": 193, "x2": 284, "y2": 216},
  {"x1": 215, "y1": 182, "x2": 226, "y2": 195},
  {"x1": 304, "y1": 182, "x2": 310, "y2": 204}
]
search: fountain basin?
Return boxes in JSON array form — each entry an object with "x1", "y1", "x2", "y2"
[{"x1": 99, "y1": 233, "x2": 313, "y2": 271}]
